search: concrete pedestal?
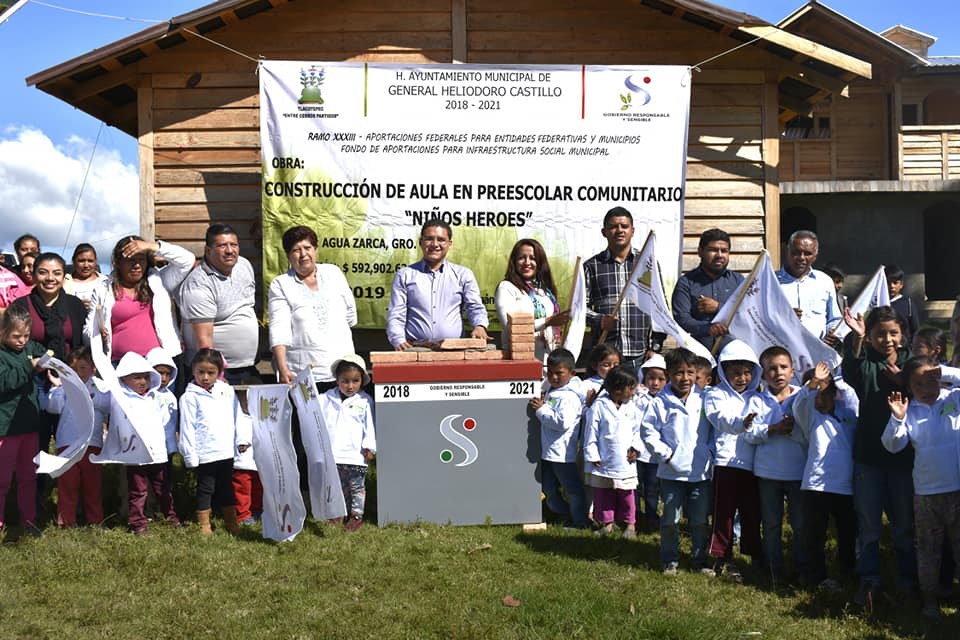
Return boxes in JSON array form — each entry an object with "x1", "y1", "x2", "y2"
[{"x1": 374, "y1": 360, "x2": 543, "y2": 526}]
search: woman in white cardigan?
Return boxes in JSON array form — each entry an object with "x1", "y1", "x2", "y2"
[
  {"x1": 268, "y1": 225, "x2": 356, "y2": 387},
  {"x1": 494, "y1": 238, "x2": 569, "y2": 364},
  {"x1": 85, "y1": 236, "x2": 195, "y2": 364}
]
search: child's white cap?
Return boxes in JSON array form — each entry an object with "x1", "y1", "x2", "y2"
[
  {"x1": 330, "y1": 353, "x2": 370, "y2": 386},
  {"x1": 640, "y1": 354, "x2": 667, "y2": 372}
]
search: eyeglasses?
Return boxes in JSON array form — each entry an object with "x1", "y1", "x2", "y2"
[{"x1": 420, "y1": 236, "x2": 450, "y2": 245}]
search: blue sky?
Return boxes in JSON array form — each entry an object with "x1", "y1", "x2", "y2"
[{"x1": 0, "y1": 0, "x2": 957, "y2": 259}]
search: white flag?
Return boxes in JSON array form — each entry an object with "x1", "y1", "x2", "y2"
[
  {"x1": 289, "y1": 369, "x2": 348, "y2": 521},
  {"x1": 562, "y1": 258, "x2": 586, "y2": 359},
  {"x1": 832, "y1": 265, "x2": 889, "y2": 340},
  {"x1": 33, "y1": 355, "x2": 95, "y2": 478},
  {"x1": 715, "y1": 253, "x2": 840, "y2": 379},
  {"x1": 249, "y1": 384, "x2": 307, "y2": 542},
  {"x1": 623, "y1": 232, "x2": 716, "y2": 366}
]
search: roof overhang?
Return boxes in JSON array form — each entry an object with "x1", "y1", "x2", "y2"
[
  {"x1": 26, "y1": 0, "x2": 871, "y2": 136},
  {"x1": 779, "y1": 3, "x2": 929, "y2": 68}
]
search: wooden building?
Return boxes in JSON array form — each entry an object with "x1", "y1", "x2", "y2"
[
  {"x1": 26, "y1": 0, "x2": 873, "y2": 348},
  {"x1": 775, "y1": 2, "x2": 960, "y2": 314}
]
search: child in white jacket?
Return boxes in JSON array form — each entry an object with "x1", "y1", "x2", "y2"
[
  {"x1": 584, "y1": 366, "x2": 640, "y2": 538},
  {"x1": 179, "y1": 348, "x2": 249, "y2": 536},
  {"x1": 634, "y1": 354, "x2": 667, "y2": 530},
  {"x1": 704, "y1": 339, "x2": 763, "y2": 578},
  {"x1": 883, "y1": 358, "x2": 960, "y2": 620},
  {"x1": 639, "y1": 348, "x2": 714, "y2": 575},
  {"x1": 530, "y1": 348, "x2": 588, "y2": 530},
  {"x1": 793, "y1": 361, "x2": 859, "y2": 592},
  {"x1": 96, "y1": 352, "x2": 179, "y2": 535},
  {"x1": 146, "y1": 347, "x2": 178, "y2": 461},
  {"x1": 320, "y1": 354, "x2": 376, "y2": 532},
  {"x1": 745, "y1": 345, "x2": 806, "y2": 579},
  {"x1": 47, "y1": 346, "x2": 110, "y2": 526},
  {"x1": 233, "y1": 382, "x2": 262, "y2": 526}
]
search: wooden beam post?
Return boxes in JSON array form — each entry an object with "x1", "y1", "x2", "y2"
[
  {"x1": 451, "y1": 0, "x2": 466, "y2": 63},
  {"x1": 829, "y1": 97, "x2": 838, "y2": 179},
  {"x1": 138, "y1": 75, "x2": 156, "y2": 241},
  {"x1": 942, "y1": 132, "x2": 950, "y2": 180},
  {"x1": 761, "y1": 78, "x2": 781, "y2": 267},
  {"x1": 894, "y1": 80, "x2": 904, "y2": 180}
]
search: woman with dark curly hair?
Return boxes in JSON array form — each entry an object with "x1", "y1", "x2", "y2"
[{"x1": 85, "y1": 236, "x2": 195, "y2": 363}]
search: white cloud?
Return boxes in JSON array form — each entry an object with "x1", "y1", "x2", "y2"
[{"x1": 0, "y1": 126, "x2": 138, "y2": 262}]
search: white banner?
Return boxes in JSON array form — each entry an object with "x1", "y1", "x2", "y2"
[
  {"x1": 33, "y1": 355, "x2": 95, "y2": 478},
  {"x1": 624, "y1": 232, "x2": 716, "y2": 365},
  {"x1": 290, "y1": 369, "x2": 347, "y2": 521},
  {"x1": 716, "y1": 253, "x2": 841, "y2": 379},
  {"x1": 833, "y1": 265, "x2": 889, "y2": 340},
  {"x1": 259, "y1": 61, "x2": 691, "y2": 328},
  {"x1": 249, "y1": 384, "x2": 306, "y2": 542}
]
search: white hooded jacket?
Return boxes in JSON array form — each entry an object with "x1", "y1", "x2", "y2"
[
  {"x1": 146, "y1": 347, "x2": 179, "y2": 455},
  {"x1": 90, "y1": 352, "x2": 168, "y2": 466},
  {"x1": 639, "y1": 383, "x2": 714, "y2": 482},
  {"x1": 179, "y1": 379, "x2": 248, "y2": 468},
  {"x1": 536, "y1": 376, "x2": 585, "y2": 463},
  {"x1": 704, "y1": 340, "x2": 761, "y2": 470},
  {"x1": 793, "y1": 379, "x2": 859, "y2": 494}
]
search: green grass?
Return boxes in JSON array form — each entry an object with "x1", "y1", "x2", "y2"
[{"x1": 2, "y1": 518, "x2": 959, "y2": 640}]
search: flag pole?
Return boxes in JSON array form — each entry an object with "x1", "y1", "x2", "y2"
[
  {"x1": 597, "y1": 230, "x2": 653, "y2": 345},
  {"x1": 710, "y1": 250, "x2": 766, "y2": 356},
  {"x1": 560, "y1": 256, "x2": 581, "y2": 345}
]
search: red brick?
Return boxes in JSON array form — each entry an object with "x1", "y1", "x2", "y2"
[
  {"x1": 464, "y1": 349, "x2": 505, "y2": 360},
  {"x1": 506, "y1": 311, "x2": 534, "y2": 324},
  {"x1": 370, "y1": 351, "x2": 418, "y2": 364},
  {"x1": 417, "y1": 350, "x2": 466, "y2": 362},
  {"x1": 439, "y1": 338, "x2": 487, "y2": 350}
]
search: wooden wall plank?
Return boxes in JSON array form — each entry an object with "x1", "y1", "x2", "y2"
[
  {"x1": 138, "y1": 77, "x2": 155, "y2": 241},
  {"x1": 684, "y1": 180, "x2": 764, "y2": 198},
  {"x1": 155, "y1": 108, "x2": 259, "y2": 131}
]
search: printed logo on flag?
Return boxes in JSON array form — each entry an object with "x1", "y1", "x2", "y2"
[
  {"x1": 297, "y1": 381, "x2": 317, "y2": 402},
  {"x1": 745, "y1": 279, "x2": 760, "y2": 297},
  {"x1": 439, "y1": 414, "x2": 479, "y2": 467},
  {"x1": 258, "y1": 397, "x2": 280, "y2": 422}
]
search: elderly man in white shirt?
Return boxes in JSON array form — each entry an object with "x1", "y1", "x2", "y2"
[{"x1": 776, "y1": 230, "x2": 842, "y2": 348}]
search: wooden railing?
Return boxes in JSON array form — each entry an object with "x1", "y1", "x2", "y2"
[{"x1": 901, "y1": 125, "x2": 960, "y2": 180}]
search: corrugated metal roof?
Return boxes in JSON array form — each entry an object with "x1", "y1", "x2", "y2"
[{"x1": 928, "y1": 56, "x2": 960, "y2": 67}]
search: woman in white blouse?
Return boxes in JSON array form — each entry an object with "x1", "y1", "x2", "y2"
[
  {"x1": 495, "y1": 238, "x2": 569, "y2": 364},
  {"x1": 268, "y1": 226, "x2": 356, "y2": 387}
]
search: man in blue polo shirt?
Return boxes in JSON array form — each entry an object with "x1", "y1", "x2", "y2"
[{"x1": 671, "y1": 228, "x2": 743, "y2": 350}]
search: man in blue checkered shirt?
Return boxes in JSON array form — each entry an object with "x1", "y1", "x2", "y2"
[{"x1": 583, "y1": 206, "x2": 664, "y2": 372}]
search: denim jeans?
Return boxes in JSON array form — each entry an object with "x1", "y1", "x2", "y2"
[
  {"x1": 636, "y1": 461, "x2": 660, "y2": 522},
  {"x1": 853, "y1": 462, "x2": 917, "y2": 588},
  {"x1": 757, "y1": 478, "x2": 806, "y2": 573},
  {"x1": 541, "y1": 460, "x2": 588, "y2": 527},
  {"x1": 660, "y1": 478, "x2": 712, "y2": 569}
]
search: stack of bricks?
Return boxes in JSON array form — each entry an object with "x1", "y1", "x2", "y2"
[
  {"x1": 505, "y1": 311, "x2": 536, "y2": 361},
  {"x1": 369, "y1": 338, "x2": 505, "y2": 364}
]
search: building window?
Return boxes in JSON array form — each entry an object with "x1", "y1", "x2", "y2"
[
  {"x1": 902, "y1": 103, "x2": 920, "y2": 126},
  {"x1": 783, "y1": 115, "x2": 831, "y2": 140}
]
